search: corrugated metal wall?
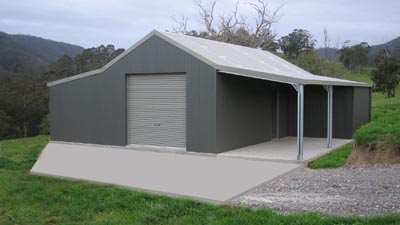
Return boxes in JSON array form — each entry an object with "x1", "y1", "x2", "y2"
[
  {"x1": 332, "y1": 86, "x2": 354, "y2": 138},
  {"x1": 275, "y1": 85, "x2": 293, "y2": 138},
  {"x1": 304, "y1": 86, "x2": 327, "y2": 137},
  {"x1": 50, "y1": 36, "x2": 217, "y2": 152},
  {"x1": 353, "y1": 87, "x2": 371, "y2": 133},
  {"x1": 186, "y1": 57, "x2": 217, "y2": 153},
  {"x1": 277, "y1": 85, "x2": 365, "y2": 139},
  {"x1": 280, "y1": 86, "x2": 297, "y2": 137},
  {"x1": 271, "y1": 91, "x2": 277, "y2": 138},
  {"x1": 49, "y1": 68, "x2": 126, "y2": 146},
  {"x1": 216, "y1": 74, "x2": 273, "y2": 152}
]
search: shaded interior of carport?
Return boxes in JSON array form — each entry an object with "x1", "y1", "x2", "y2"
[{"x1": 215, "y1": 72, "x2": 370, "y2": 160}]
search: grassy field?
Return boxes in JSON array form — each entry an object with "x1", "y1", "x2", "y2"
[
  {"x1": 1, "y1": 136, "x2": 400, "y2": 224},
  {"x1": 309, "y1": 70, "x2": 400, "y2": 169},
  {"x1": 340, "y1": 70, "x2": 400, "y2": 107}
]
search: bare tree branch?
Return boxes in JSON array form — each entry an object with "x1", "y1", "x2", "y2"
[
  {"x1": 323, "y1": 27, "x2": 331, "y2": 59},
  {"x1": 248, "y1": 0, "x2": 282, "y2": 36},
  {"x1": 195, "y1": 0, "x2": 217, "y2": 35},
  {"x1": 247, "y1": 0, "x2": 283, "y2": 47},
  {"x1": 218, "y1": 1, "x2": 242, "y2": 42},
  {"x1": 219, "y1": 2, "x2": 240, "y2": 31},
  {"x1": 171, "y1": 0, "x2": 283, "y2": 51},
  {"x1": 171, "y1": 14, "x2": 189, "y2": 33}
]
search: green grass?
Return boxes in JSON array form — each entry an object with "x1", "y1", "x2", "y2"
[
  {"x1": 308, "y1": 144, "x2": 353, "y2": 169},
  {"x1": 340, "y1": 70, "x2": 400, "y2": 107},
  {"x1": 309, "y1": 69, "x2": 400, "y2": 169},
  {"x1": 354, "y1": 102, "x2": 400, "y2": 148},
  {"x1": 1, "y1": 136, "x2": 399, "y2": 224}
]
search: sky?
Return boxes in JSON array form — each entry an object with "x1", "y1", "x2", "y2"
[{"x1": 0, "y1": 0, "x2": 399, "y2": 49}]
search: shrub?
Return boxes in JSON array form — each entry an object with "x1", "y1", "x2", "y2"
[
  {"x1": 39, "y1": 114, "x2": 49, "y2": 135},
  {"x1": 292, "y1": 51, "x2": 345, "y2": 77}
]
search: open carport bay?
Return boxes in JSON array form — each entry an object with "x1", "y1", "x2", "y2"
[
  {"x1": 219, "y1": 137, "x2": 353, "y2": 162},
  {"x1": 31, "y1": 142, "x2": 301, "y2": 202}
]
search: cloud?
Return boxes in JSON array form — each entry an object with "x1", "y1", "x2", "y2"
[{"x1": 0, "y1": 0, "x2": 398, "y2": 48}]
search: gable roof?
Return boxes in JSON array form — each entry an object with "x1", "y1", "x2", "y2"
[{"x1": 48, "y1": 30, "x2": 370, "y2": 87}]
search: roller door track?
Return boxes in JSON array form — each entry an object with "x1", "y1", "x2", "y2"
[{"x1": 127, "y1": 74, "x2": 186, "y2": 149}]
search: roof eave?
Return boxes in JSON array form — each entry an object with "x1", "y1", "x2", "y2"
[
  {"x1": 305, "y1": 80, "x2": 371, "y2": 87},
  {"x1": 217, "y1": 66, "x2": 304, "y2": 85},
  {"x1": 218, "y1": 66, "x2": 371, "y2": 87}
]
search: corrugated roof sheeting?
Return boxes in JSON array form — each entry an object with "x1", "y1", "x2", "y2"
[
  {"x1": 48, "y1": 30, "x2": 370, "y2": 87},
  {"x1": 161, "y1": 32, "x2": 369, "y2": 87}
]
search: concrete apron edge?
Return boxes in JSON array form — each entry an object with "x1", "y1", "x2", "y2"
[
  {"x1": 225, "y1": 163, "x2": 305, "y2": 202},
  {"x1": 48, "y1": 141, "x2": 304, "y2": 165},
  {"x1": 29, "y1": 170, "x2": 225, "y2": 205},
  {"x1": 222, "y1": 139, "x2": 356, "y2": 202},
  {"x1": 49, "y1": 141, "x2": 217, "y2": 158}
]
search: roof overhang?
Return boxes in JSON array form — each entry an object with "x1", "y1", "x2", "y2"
[{"x1": 218, "y1": 68, "x2": 371, "y2": 87}]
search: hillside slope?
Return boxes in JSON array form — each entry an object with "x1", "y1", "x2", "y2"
[
  {"x1": 0, "y1": 31, "x2": 84, "y2": 71},
  {"x1": 368, "y1": 36, "x2": 400, "y2": 62},
  {"x1": 316, "y1": 36, "x2": 400, "y2": 63}
]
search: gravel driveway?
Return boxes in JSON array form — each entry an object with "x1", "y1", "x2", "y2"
[{"x1": 231, "y1": 164, "x2": 400, "y2": 216}]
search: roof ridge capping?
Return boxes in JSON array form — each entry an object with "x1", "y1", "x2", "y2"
[{"x1": 47, "y1": 29, "x2": 370, "y2": 87}]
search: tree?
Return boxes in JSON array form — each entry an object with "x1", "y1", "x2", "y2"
[
  {"x1": 371, "y1": 50, "x2": 400, "y2": 98},
  {"x1": 0, "y1": 73, "x2": 48, "y2": 138},
  {"x1": 48, "y1": 45, "x2": 125, "y2": 80},
  {"x1": 323, "y1": 27, "x2": 331, "y2": 59},
  {"x1": 172, "y1": 0, "x2": 283, "y2": 51},
  {"x1": 293, "y1": 51, "x2": 344, "y2": 77},
  {"x1": 0, "y1": 110, "x2": 12, "y2": 139},
  {"x1": 337, "y1": 41, "x2": 370, "y2": 71},
  {"x1": 39, "y1": 114, "x2": 50, "y2": 135},
  {"x1": 279, "y1": 29, "x2": 316, "y2": 59},
  {"x1": 74, "y1": 45, "x2": 124, "y2": 74},
  {"x1": 48, "y1": 55, "x2": 74, "y2": 76}
]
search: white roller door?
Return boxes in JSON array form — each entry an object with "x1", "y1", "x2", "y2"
[{"x1": 127, "y1": 74, "x2": 186, "y2": 148}]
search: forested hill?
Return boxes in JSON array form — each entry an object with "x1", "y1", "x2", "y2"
[
  {"x1": 0, "y1": 31, "x2": 84, "y2": 71},
  {"x1": 0, "y1": 34, "x2": 124, "y2": 140},
  {"x1": 316, "y1": 36, "x2": 400, "y2": 62},
  {"x1": 368, "y1": 36, "x2": 400, "y2": 61}
]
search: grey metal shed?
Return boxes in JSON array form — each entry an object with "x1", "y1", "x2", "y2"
[{"x1": 47, "y1": 30, "x2": 371, "y2": 160}]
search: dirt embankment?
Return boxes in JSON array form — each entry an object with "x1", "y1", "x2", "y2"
[{"x1": 347, "y1": 145, "x2": 400, "y2": 165}]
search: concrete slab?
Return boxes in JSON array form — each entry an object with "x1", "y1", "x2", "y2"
[
  {"x1": 31, "y1": 142, "x2": 300, "y2": 203},
  {"x1": 219, "y1": 137, "x2": 353, "y2": 162}
]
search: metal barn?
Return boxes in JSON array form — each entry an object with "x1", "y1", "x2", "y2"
[{"x1": 47, "y1": 30, "x2": 371, "y2": 160}]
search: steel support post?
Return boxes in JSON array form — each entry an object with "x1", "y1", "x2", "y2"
[
  {"x1": 292, "y1": 84, "x2": 304, "y2": 160},
  {"x1": 323, "y1": 85, "x2": 333, "y2": 148}
]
